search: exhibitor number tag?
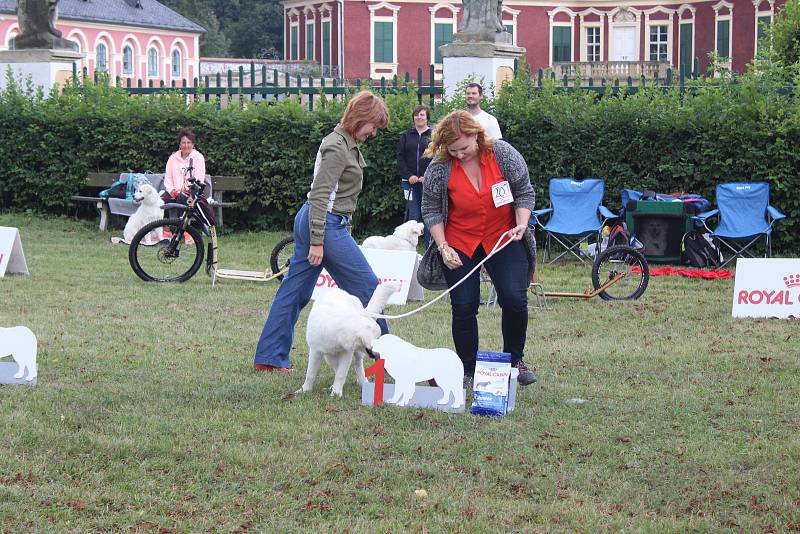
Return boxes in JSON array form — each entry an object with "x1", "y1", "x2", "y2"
[{"x1": 492, "y1": 181, "x2": 513, "y2": 208}]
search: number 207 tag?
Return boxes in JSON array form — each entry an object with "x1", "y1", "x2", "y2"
[{"x1": 492, "y1": 180, "x2": 513, "y2": 208}]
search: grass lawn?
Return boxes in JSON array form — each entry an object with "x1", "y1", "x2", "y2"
[{"x1": 0, "y1": 213, "x2": 798, "y2": 533}]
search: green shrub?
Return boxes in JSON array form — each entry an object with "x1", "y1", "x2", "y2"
[{"x1": 1, "y1": 71, "x2": 798, "y2": 253}]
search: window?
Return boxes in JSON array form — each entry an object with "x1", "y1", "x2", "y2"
[
  {"x1": 756, "y1": 15, "x2": 771, "y2": 52},
  {"x1": 649, "y1": 25, "x2": 668, "y2": 61},
  {"x1": 433, "y1": 22, "x2": 453, "y2": 64},
  {"x1": 504, "y1": 24, "x2": 514, "y2": 40},
  {"x1": 373, "y1": 21, "x2": 393, "y2": 63},
  {"x1": 148, "y1": 47, "x2": 158, "y2": 76},
  {"x1": 171, "y1": 50, "x2": 181, "y2": 77},
  {"x1": 96, "y1": 43, "x2": 108, "y2": 72},
  {"x1": 322, "y1": 21, "x2": 331, "y2": 69},
  {"x1": 586, "y1": 27, "x2": 600, "y2": 62},
  {"x1": 122, "y1": 46, "x2": 133, "y2": 75},
  {"x1": 290, "y1": 25, "x2": 299, "y2": 60},
  {"x1": 552, "y1": 26, "x2": 571, "y2": 62},
  {"x1": 716, "y1": 19, "x2": 730, "y2": 59},
  {"x1": 8, "y1": 35, "x2": 15, "y2": 50},
  {"x1": 305, "y1": 23, "x2": 314, "y2": 60},
  {"x1": 679, "y1": 23, "x2": 693, "y2": 74}
]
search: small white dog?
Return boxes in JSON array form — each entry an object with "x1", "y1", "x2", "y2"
[
  {"x1": 299, "y1": 281, "x2": 400, "y2": 397},
  {"x1": 123, "y1": 184, "x2": 164, "y2": 245},
  {"x1": 362, "y1": 220, "x2": 424, "y2": 251},
  {"x1": 0, "y1": 326, "x2": 37, "y2": 381},
  {"x1": 371, "y1": 334, "x2": 464, "y2": 408}
]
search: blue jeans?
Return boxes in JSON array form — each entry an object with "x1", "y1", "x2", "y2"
[
  {"x1": 403, "y1": 182, "x2": 431, "y2": 246},
  {"x1": 254, "y1": 203, "x2": 389, "y2": 368},
  {"x1": 442, "y1": 241, "x2": 529, "y2": 376}
]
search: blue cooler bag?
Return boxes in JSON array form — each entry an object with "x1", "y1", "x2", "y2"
[{"x1": 470, "y1": 351, "x2": 513, "y2": 417}]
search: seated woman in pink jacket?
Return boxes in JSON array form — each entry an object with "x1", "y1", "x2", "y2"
[{"x1": 163, "y1": 129, "x2": 206, "y2": 202}]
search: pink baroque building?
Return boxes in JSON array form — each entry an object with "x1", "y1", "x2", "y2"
[
  {"x1": 0, "y1": 0, "x2": 205, "y2": 85},
  {"x1": 282, "y1": 0, "x2": 780, "y2": 81}
]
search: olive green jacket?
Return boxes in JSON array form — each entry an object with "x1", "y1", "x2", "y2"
[{"x1": 307, "y1": 125, "x2": 367, "y2": 244}]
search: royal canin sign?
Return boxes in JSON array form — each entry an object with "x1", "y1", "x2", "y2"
[{"x1": 732, "y1": 259, "x2": 800, "y2": 319}]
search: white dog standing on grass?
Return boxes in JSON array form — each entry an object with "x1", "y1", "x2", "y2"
[
  {"x1": 122, "y1": 184, "x2": 164, "y2": 245},
  {"x1": 362, "y1": 220, "x2": 424, "y2": 251},
  {"x1": 299, "y1": 281, "x2": 400, "y2": 397}
]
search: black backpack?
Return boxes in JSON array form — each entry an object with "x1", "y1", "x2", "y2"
[{"x1": 682, "y1": 231, "x2": 722, "y2": 268}]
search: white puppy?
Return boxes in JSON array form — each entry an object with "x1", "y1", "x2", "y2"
[
  {"x1": 299, "y1": 281, "x2": 400, "y2": 397},
  {"x1": 123, "y1": 184, "x2": 164, "y2": 245},
  {"x1": 0, "y1": 326, "x2": 37, "y2": 381},
  {"x1": 371, "y1": 334, "x2": 464, "y2": 409},
  {"x1": 362, "y1": 220, "x2": 424, "y2": 251}
]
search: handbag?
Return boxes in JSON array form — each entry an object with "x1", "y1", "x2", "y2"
[{"x1": 416, "y1": 242, "x2": 448, "y2": 290}]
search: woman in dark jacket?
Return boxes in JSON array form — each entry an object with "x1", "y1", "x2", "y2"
[{"x1": 396, "y1": 105, "x2": 432, "y2": 245}]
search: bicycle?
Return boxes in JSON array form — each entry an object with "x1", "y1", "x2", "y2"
[{"x1": 128, "y1": 161, "x2": 294, "y2": 284}]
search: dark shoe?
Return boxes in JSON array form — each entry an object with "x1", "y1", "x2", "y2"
[
  {"x1": 254, "y1": 363, "x2": 291, "y2": 373},
  {"x1": 513, "y1": 360, "x2": 537, "y2": 386},
  {"x1": 427, "y1": 379, "x2": 438, "y2": 387},
  {"x1": 463, "y1": 375, "x2": 473, "y2": 389}
]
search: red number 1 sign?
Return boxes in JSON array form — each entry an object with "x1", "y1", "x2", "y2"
[{"x1": 364, "y1": 358, "x2": 385, "y2": 405}]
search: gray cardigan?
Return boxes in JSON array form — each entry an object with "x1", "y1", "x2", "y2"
[{"x1": 421, "y1": 140, "x2": 537, "y2": 278}]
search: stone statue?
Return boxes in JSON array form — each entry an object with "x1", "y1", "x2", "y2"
[
  {"x1": 15, "y1": 0, "x2": 77, "y2": 50},
  {"x1": 457, "y1": 0, "x2": 508, "y2": 43}
]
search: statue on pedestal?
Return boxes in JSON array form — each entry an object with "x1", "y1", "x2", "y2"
[
  {"x1": 15, "y1": 0, "x2": 77, "y2": 50},
  {"x1": 457, "y1": 0, "x2": 507, "y2": 43}
]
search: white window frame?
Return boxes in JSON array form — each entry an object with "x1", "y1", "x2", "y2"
[
  {"x1": 608, "y1": 6, "x2": 641, "y2": 62},
  {"x1": 147, "y1": 47, "x2": 159, "y2": 77},
  {"x1": 585, "y1": 25, "x2": 602, "y2": 62},
  {"x1": 171, "y1": 49, "x2": 182, "y2": 78},
  {"x1": 122, "y1": 45, "x2": 134, "y2": 76},
  {"x1": 287, "y1": 8, "x2": 300, "y2": 61},
  {"x1": 547, "y1": 7, "x2": 576, "y2": 67},
  {"x1": 502, "y1": 6, "x2": 520, "y2": 47},
  {"x1": 429, "y1": 3, "x2": 459, "y2": 68},
  {"x1": 93, "y1": 33, "x2": 115, "y2": 77},
  {"x1": 713, "y1": 0, "x2": 734, "y2": 68},
  {"x1": 3, "y1": 24, "x2": 19, "y2": 51},
  {"x1": 753, "y1": 0, "x2": 775, "y2": 56},
  {"x1": 319, "y1": 3, "x2": 333, "y2": 73},
  {"x1": 96, "y1": 42, "x2": 108, "y2": 73},
  {"x1": 578, "y1": 9, "x2": 605, "y2": 63},
  {"x1": 643, "y1": 7, "x2": 675, "y2": 64},
  {"x1": 304, "y1": 6, "x2": 316, "y2": 61},
  {"x1": 677, "y1": 5, "x2": 696, "y2": 74},
  {"x1": 369, "y1": 2, "x2": 400, "y2": 78}
]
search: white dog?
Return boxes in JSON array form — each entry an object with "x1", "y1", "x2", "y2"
[
  {"x1": 362, "y1": 220, "x2": 424, "y2": 251},
  {"x1": 299, "y1": 281, "x2": 400, "y2": 398},
  {"x1": 122, "y1": 184, "x2": 164, "y2": 245},
  {"x1": 0, "y1": 326, "x2": 37, "y2": 381},
  {"x1": 371, "y1": 334, "x2": 464, "y2": 408}
]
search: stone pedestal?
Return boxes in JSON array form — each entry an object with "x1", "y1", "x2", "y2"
[
  {"x1": 441, "y1": 40, "x2": 525, "y2": 100},
  {"x1": 0, "y1": 49, "x2": 84, "y2": 97}
]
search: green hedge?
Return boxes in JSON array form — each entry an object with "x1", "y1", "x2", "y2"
[{"x1": 1, "y1": 73, "x2": 798, "y2": 253}]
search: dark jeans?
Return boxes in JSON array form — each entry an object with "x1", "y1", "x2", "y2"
[{"x1": 442, "y1": 241, "x2": 529, "y2": 376}]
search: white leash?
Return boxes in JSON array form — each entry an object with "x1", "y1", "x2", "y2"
[{"x1": 367, "y1": 230, "x2": 516, "y2": 320}]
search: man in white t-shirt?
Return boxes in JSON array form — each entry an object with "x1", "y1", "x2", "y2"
[{"x1": 465, "y1": 83, "x2": 502, "y2": 139}]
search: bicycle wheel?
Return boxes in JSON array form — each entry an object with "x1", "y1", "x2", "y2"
[
  {"x1": 129, "y1": 218, "x2": 204, "y2": 282},
  {"x1": 270, "y1": 235, "x2": 295, "y2": 281},
  {"x1": 591, "y1": 245, "x2": 649, "y2": 301}
]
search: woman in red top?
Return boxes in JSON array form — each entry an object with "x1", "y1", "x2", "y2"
[{"x1": 421, "y1": 111, "x2": 537, "y2": 387}]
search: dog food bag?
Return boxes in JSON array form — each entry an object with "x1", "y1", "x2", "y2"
[{"x1": 470, "y1": 351, "x2": 512, "y2": 417}]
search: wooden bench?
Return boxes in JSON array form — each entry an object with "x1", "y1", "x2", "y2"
[{"x1": 72, "y1": 172, "x2": 246, "y2": 230}]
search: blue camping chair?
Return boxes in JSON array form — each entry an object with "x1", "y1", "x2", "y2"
[
  {"x1": 530, "y1": 178, "x2": 617, "y2": 263},
  {"x1": 693, "y1": 182, "x2": 786, "y2": 268}
]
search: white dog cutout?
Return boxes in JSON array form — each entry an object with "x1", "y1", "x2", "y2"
[
  {"x1": 122, "y1": 184, "x2": 164, "y2": 245},
  {"x1": 362, "y1": 220, "x2": 424, "y2": 251},
  {"x1": 0, "y1": 326, "x2": 37, "y2": 381},
  {"x1": 371, "y1": 334, "x2": 464, "y2": 409},
  {"x1": 300, "y1": 281, "x2": 400, "y2": 398}
]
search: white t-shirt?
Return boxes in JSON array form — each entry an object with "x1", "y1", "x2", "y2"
[{"x1": 473, "y1": 110, "x2": 503, "y2": 139}]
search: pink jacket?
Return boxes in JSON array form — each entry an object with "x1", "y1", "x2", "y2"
[{"x1": 164, "y1": 149, "x2": 206, "y2": 197}]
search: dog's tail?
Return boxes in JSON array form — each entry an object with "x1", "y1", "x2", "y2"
[{"x1": 366, "y1": 281, "x2": 400, "y2": 314}]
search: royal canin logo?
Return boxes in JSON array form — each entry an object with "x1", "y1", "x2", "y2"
[
  {"x1": 738, "y1": 272, "x2": 799, "y2": 305},
  {"x1": 784, "y1": 274, "x2": 800, "y2": 288}
]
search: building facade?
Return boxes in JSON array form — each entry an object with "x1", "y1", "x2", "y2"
[
  {"x1": 0, "y1": 0, "x2": 205, "y2": 85},
  {"x1": 281, "y1": 0, "x2": 780, "y2": 81}
]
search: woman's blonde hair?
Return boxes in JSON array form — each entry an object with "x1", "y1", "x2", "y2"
[
  {"x1": 340, "y1": 91, "x2": 390, "y2": 138},
  {"x1": 423, "y1": 110, "x2": 494, "y2": 161}
]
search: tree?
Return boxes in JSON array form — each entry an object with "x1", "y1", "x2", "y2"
[{"x1": 764, "y1": 0, "x2": 800, "y2": 66}]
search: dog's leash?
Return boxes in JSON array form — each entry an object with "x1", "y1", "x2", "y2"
[{"x1": 366, "y1": 230, "x2": 516, "y2": 320}]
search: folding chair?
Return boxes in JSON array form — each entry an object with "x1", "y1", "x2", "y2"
[
  {"x1": 529, "y1": 178, "x2": 617, "y2": 263},
  {"x1": 693, "y1": 182, "x2": 786, "y2": 268}
]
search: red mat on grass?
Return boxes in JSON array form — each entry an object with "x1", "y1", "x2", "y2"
[{"x1": 632, "y1": 266, "x2": 734, "y2": 279}]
